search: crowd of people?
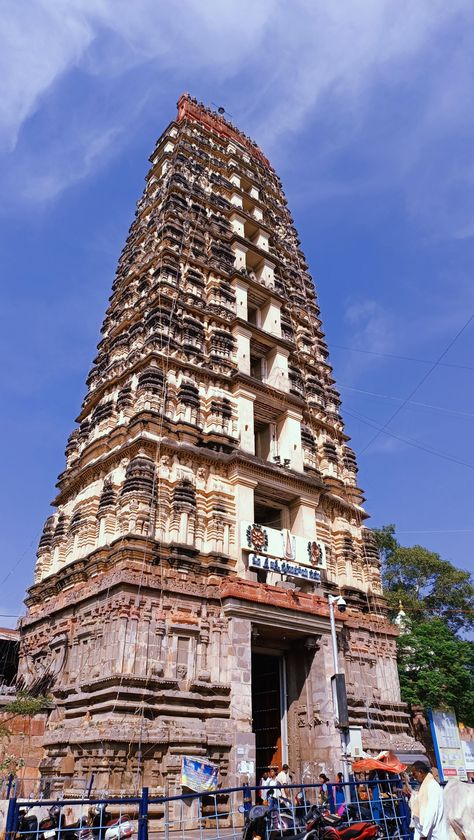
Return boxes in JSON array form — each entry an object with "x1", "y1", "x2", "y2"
[
  {"x1": 257, "y1": 766, "x2": 345, "y2": 811},
  {"x1": 256, "y1": 760, "x2": 450, "y2": 839}
]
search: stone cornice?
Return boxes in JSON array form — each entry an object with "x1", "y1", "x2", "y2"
[
  {"x1": 229, "y1": 269, "x2": 287, "y2": 306},
  {"x1": 56, "y1": 428, "x2": 365, "y2": 523},
  {"x1": 229, "y1": 371, "x2": 307, "y2": 410},
  {"x1": 54, "y1": 429, "x2": 331, "y2": 505},
  {"x1": 222, "y1": 596, "x2": 335, "y2": 636},
  {"x1": 320, "y1": 488, "x2": 369, "y2": 519},
  {"x1": 219, "y1": 577, "x2": 337, "y2": 621},
  {"x1": 227, "y1": 452, "x2": 325, "y2": 496},
  {"x1": 230, "y1": 232, "x2": 278, "y2": 268},
  {"x1": 231, "y1": 316, "x2": 294, "y2": 352},
  {"x1": 23, "y1": 540, "x2": 225, "y2": 622},
  {"x1": 229, "y1": 205, "x2": 272, "y2": 236}
]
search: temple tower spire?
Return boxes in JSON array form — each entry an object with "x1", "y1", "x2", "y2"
[{"x1": 20, "y1": 94, "x2": 416, "y2": 793}]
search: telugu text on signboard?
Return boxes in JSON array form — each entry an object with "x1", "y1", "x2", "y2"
[{"x1": 248, "y1": 553, "x2": 321, "y2": 583}]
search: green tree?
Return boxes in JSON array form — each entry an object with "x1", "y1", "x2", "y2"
[
  {"x1": 373, "y1": 525, "x2": 474, "y2": 725},
  {"x1": 374, "y1": 524, "x2": 474, "y2": 634},
  {"x1": 0, "y1": 691, "x2": 51, "y2": 780},
  {"x1": 397, "y1": 619, "x2": 474, "y2": 726}
]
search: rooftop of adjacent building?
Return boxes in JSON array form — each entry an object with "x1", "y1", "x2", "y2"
[
  {"x1": 0, "y1": 627, "x2": 19, "y2": 697},
  {"x1": 0, "y1": 627, "x2": 19, "y2": 642}
]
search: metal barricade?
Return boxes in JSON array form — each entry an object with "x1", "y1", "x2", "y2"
[
  {"x1": 148, "y1": 780, "x2": 412, "y2": 840},
  {"x1": 150, "y1": 786, "x2": 252, "y2": 840},
  {"x1": 5, "y1": 795, "x2": 141, "y2": 840},
  {"x1": 1, "y1": 776, "x2": 92, "y2": 800},
  {"x1": 348, "y1": 778, "x2": 412, "y2": 839},
  {"x1": 4, "y1": 777, "x2": 413, "y2": 840}
]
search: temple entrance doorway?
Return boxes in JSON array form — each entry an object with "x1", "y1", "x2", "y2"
[{"x1": 251, "y1": 651, "x2": 288, "y2": 781}]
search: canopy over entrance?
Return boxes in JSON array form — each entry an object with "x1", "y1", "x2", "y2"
[{"x1": 352, "y1": 751, "x2": 407, "y2": 774}]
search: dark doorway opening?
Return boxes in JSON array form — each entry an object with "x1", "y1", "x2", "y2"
[
  {"x1": 251, "y1": 652, "x2": 283, "y2": 780},
  {"x1": 253, "y1": 500, "x2": 282, "y2": 529}
]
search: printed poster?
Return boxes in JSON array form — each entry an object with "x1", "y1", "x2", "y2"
[
  {"x1": 428, "y1": 709, "x2": 467, "y2": 782},
  {"x1": 181, "y1": 756, "x2": 219, "y2": 792},
  {"x1": 461, "y1": 740, "x2": 474, "y2": 773}
]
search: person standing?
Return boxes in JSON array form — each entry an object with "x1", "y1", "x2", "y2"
[
  {"x1": 259, "y1": 770, "x2": 269, "y2": 804},
  {"x1": 409, "y1": 761, "x2": 449, "y2": 840},
  {"x1": 266, "y1": 767, "x2": 279, "y2": 808},
  {"x1": 318, "y1": 773, "x2": 335, "y2": 813},
  {"x1": 335, "y1": 772, "x2": 346, "y2": 814},
  {"x1": 276, "y1": 764, "x2": 291, "y2": 801}
]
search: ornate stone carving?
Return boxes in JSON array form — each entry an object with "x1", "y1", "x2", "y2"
[{"x1": 19, "y1": 93, "x2": 418, "y2": 794}]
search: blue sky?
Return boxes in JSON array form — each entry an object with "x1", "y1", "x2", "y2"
[{"x1": 1, "y1": 0, "x2": 474, "y2": 628}]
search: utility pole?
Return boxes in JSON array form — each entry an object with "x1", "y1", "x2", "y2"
[{"x1": 327, "y1": 595, "x2": 351, "y2": 800}]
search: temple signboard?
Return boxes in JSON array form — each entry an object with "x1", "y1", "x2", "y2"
[
  {"x1": 248, "y1": 553, "x2": 321, "y2": 583},
  {"x1": 241, "y1": 521, "x2": 326, "y2": 580},
  {"x1": 428, "y1": 708, "x2": 468, "y2": 782}
]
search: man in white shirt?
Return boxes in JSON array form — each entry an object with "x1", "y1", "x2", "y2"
[
  {"x1": 275, "y1": 764, "x2": 291, "y2": 801},
  {"x1": 410, "y1": 761, "x2": 449, "y2": 840},
  {"x1": 264, "y1": 767, "x2": 281, "y2": 811}
]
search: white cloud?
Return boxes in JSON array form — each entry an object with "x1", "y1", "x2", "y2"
[
  {"x1": 0, "y1": 2, "x2": 93, "y2": 151},
  {"x1": 344, "y1": 299, "x2": 394, "y2": 353},
  {"x1": 338, "y1": 285, "x2": 474, "y2": 386},
  {"x1": 336, "y1": 298, "x2": 397, "y2": 383},
  {"x1": 0, "y1": 0, "x2": 473, "y2": 209},
  {"x1": 0, "y1": 0, "x2": 275, "y2": 153}
]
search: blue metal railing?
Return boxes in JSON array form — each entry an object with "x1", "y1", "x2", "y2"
[{"x1": 3, "y1": 778, "x2": 413, "y2": 840}]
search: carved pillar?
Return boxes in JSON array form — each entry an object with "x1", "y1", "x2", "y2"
[{"x1": 227, "y1": 617, "x2": 255, "y2": 786}]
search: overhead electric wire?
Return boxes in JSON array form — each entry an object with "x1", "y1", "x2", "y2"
[
  {"x1": 0, "y1": 535, "x2": 37, "y2": 588},
  {"x1": 345, "y1": 406, "x2": 474, "y2": 469},
  {"x1": 397, "y1": 528, "x2": 474, "y2": 534},
  {"x1": 332, "y1": 343, "x2": 474, "y2": 373},
  {"x1": 386, "y1": 605, "x2": 474, "y2": 615},
  {"x1": 358, "y1": 314, "x2": 474, "y2": 455},
  {"x1": 340, "y1": 383, "x2": 474, "y2": 420}
]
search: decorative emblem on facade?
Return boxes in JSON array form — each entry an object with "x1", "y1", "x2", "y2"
[
  {"x1": 246, "y1": 523, "x2": 268, "y2": 552},
  {"x1": 308, "y1": 540, "x2": 323, "y2": 567}
]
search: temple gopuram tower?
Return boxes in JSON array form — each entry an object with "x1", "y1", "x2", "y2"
[{"x1": 19, "y1": 95, "x2": 417, "y2": 794}]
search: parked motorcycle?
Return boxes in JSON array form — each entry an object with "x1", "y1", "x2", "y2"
[
  {"x1": 242, "y1": 801, "x2": 333, "y2": 840},
  {"x1": 38, "y1": 805, "x2": 66, "y2": 840},
  {"x1": 67, "y1": 811, "x2": 98, "y2": 840},
  {"x1": 342, "y1": 799, "x2": 399, "y2": 839},
  {"x1": 303, "y1": 805, "x2": 383, "y2": 840},
  {"x1": 243, "y1": 802, "x2": 382, "y2": 840},
  {"x1": 16, "y1": 805, "x2": 39, "y2": 840},
  {"x1": 89, "y1": 804, "x2": 134, "y2": 840},
  {"x1": 243, "y1": 802, "x2": 307, "y2": 840},
  {"x1": 35, "y1": 803, "x2": 133, "y2": 840}
]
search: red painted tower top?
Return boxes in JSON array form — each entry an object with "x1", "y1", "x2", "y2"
[{"x1": 177, "y1": 93, "x2": 271, "y2": 170}]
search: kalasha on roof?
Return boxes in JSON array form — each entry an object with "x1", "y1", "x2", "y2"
[{"x1": 352, "y1": 751, "x2": 407, "y2": 774}]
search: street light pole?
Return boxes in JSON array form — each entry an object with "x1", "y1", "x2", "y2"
[
  {"x1": 327, "y1": 595, "x2": 351, "y2": 798},
  {"x1": 328, "y1": 595, "x2": 339, "y2": 674}
]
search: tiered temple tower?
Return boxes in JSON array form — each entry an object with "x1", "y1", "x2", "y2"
[{"x1": 19, "y1": 95, "x2": 417, "y2": 794}]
